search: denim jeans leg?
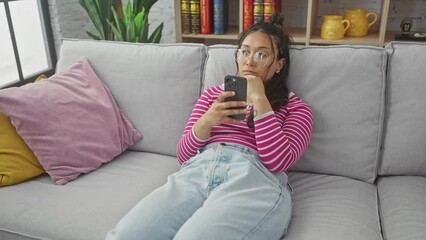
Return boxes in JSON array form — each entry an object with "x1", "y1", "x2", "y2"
[
  {"x1": 105, "y1": 162, "x2": 207, "y2": 240},
  {"x1": 174, "y1": 145, "x2": 292, "y2": 240}
]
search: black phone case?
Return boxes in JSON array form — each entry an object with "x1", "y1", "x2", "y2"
[{"x1": 224, "y1": 75, "x2": 247, "y2": 120}]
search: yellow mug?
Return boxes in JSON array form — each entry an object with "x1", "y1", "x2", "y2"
[
  {"x1": 345, "y1": 8, "x2": 378, "y2": 37},
  {"x1": 321, "y1": 15, "x2": 350, "y2": 40}
]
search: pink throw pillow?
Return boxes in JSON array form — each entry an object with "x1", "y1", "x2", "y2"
[{"x1": 0, "y1": 57, "x2": 142, "y2": 185}]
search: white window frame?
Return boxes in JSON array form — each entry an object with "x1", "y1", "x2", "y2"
[{"x1": 0, "y1": 0, "x2": 56, "y2": 88}]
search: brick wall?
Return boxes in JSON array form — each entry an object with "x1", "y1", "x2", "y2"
[
  {"x1": 49, "y1": 0, "x2": 426, "y2": 56},
  {"x1": 387, "y1": 0, "x2": 426, "y2": 31}
]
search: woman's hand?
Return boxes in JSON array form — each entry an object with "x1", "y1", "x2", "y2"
[
  {"x1": 193, "y1": 91, "x2": 246, "y2": 140},
  {"x1": 244, "y1": 75, "x2": 273, "y2": 118},
  {"x1": 245, "y1": 75, "x2": 267, "y2": 104}
]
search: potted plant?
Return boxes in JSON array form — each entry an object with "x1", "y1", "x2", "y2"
[{"x1": 79, "y1": 0, "x2": 163, "y2": 43}]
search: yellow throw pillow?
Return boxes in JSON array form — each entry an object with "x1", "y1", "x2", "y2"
[
  {"x1": 0, "y1": 112, "x2": 45, "y2": 186},
  {"x1": 0, "y1": 76, "x2": 47, "y2": 187},
  {"x1": 34, "y1": 74, "x2": 47, "y2": 82}
]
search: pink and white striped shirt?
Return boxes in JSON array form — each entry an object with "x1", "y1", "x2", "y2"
[{"x1": 176, "y1": 84, "x2": 313, "y2": 173}]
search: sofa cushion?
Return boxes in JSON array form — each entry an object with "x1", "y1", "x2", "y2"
[
  {"x1": 0, "y1": 58, "x2": 142, "y2": 185},
  {"x1": 0, "y1": 112, "x2": 44, "y2": 186},
  {"x1": 284, "y1": 172, "x2": 382, "y2": 240},
  {"x1": 0, "y1": 75, "x2": 48, "y2": 187},
  {"x1": 377, "y1": 176, "x2": 426, "y2": 240},
  {"x1": 287, "y1": 45, "x2": 386, "y2": 183},
  {"x1": 203, "y1": 44, "x2": 386, "y2": 183},
  {"x1": 203, "y1": 45, "x2": 238, "y2": 91},
  {"x1": 57, "y1": 39, "x2": 206, "y2": 157},
  {"x1": 380, "y1": 42, "x2": 426, "y2": 176},
  {"x1": 0, "y1": 151, "x2": 180, "y2": 240}
]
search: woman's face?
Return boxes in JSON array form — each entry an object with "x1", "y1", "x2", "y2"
[{"x1": 237, "y1": 31, "x2": 284, "y2": 82}]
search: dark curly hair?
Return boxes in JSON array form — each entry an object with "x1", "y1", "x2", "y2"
[{"x1": 236, "y1": 13, "x2": 292, "y2": 128}]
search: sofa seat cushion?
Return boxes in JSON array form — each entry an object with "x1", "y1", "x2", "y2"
[
  {"x1": 57, "y1": 39, "x2": 207, "y2": 157},
  {"x1": 0, "y1": 151, "x2": 180, "y2": 240},
  {"x1": 377, "y1": 176, "x2": 426, "y2": 240},
  {"x1": 283, "y1": 172, "x2": 382, "y2": 240}
]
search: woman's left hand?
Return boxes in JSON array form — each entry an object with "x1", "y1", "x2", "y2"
[
  {"x1": 245, "y1": 75, "x2": 267, "y2": 104},
  {"x1": 243, "y1": 74, "x2": 273, "y2": 118}
]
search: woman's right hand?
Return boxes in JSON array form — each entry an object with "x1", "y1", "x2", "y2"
[{"x1": 193, "y1": 91, "x2": 246, "y2": 140}]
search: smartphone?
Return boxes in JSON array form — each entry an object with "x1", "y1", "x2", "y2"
[{"x1": 224, "y1": 75, "x2": 247, "y2": 120}]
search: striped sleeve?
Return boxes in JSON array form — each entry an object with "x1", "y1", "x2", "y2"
[
  {"x1": 176, "y1": 86, "x2": 221, "y2": 164},
  {"x1": 254, "y1": 98, "x2": 313, "y2": 173}
]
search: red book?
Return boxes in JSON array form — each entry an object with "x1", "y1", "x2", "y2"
[
  {"x1": 200, "y1": 0, "x2": 213, "y2": 34},
  {"x1": 243, "y1": 0, "x2": 254, "y2": 31},
  {"x1": 264, "y1": 0, "x2": 281, "y2": 22}
]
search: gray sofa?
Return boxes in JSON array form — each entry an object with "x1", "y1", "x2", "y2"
[{"x1": 1, "y1": 39, "x2": 425, "y2": 240}]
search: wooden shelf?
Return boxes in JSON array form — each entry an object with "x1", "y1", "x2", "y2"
[
  {"x1": 181, "y1": 26, "x2": 240, "y2": 40},
  {"x1": 175, "y1": 0, "x2": 393, "y2": 47},
  {"x1": 309, "y1": 31, "x2": 383, "y2": 46}
]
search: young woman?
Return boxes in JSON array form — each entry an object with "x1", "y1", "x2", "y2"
[{"x1": 106, "y1": 13, "x2": 313, "y2": 240}]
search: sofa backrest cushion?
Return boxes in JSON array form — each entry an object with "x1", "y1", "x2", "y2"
[
  {"x1": 287, "y1": 45, "x2": 386, "y2": 183},
  {"x1": 203, "y1": 45, "x2": 238, "y2": 91},
  {"x1": 380, "y1": 42, "x2": 426, "y2": 176},
  {"x1": 57, "y1": 39, "x2": 206, "y2": 157},
  {"x1": 203, "y1": 44, "x2": 386, "y2": 183}
]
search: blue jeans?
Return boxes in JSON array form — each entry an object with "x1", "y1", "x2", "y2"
[{"x1": 105, "y1": 143, "x2": 292, "y2": 240}]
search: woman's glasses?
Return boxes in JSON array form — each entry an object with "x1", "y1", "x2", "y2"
[{"x1": 236, "y1": 49, "x2": 272, "y2": 67}]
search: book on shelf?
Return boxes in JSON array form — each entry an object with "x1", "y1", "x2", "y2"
[
  {"x1": 253, "y1": 0, "x2": 264, "y2": 24},
  {"x1": 181, "y1": 0, "x2": 191, "y2": 34},
  {"x1": 213, "y1": 0, "x2": 227, "y2": 35},
  {"x1": 190, "y1": 0, "x2": 200, "y2": 34},
  {"x1": 243, "y1": 0, "x2": 254, "y2": 31},
  {"x1": 264, "y1": 0, "x2": 281, "y2": 22},
  {"x1": 200, "y1": 0, "x2": 213, "y2": 34}
]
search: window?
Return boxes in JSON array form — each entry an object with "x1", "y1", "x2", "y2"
[{"x1": 0, "y1": 0, "x2": 56, "y2": 88}]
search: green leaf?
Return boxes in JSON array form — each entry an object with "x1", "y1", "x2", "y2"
[
  {"x1": 134, "y1": 11, "x2": 143, "y2": 31},
  {"x1": 94, "y1": 0, "x2": 108, "y2": 39},
  {"x1": 125, "y1": 1, "x2": 133, "y2": 26},
  {"x1": 86, "y1": 31, "x2": 101, "y2": 40},
  {"x1": 110, "y1": 7, "x2": 124, "y2": 40},
  {"x1": 97, "y1": 0, "x2": 112, "y2": 39},
  {"x1": 135, "y1": 0, "x2": 158, "y2": 14},
  {"x1": 80, "y1": 0, "x2": 106, "y2": 39},
  {"x1": 134, "y1": 10, "x2": 145, "y2": 41},
  {"x1": 98, "y1": 0, "x2": 110, "y2": 20},
  {"x1": 148, "y1": 22, "x2": 163, "y2": 43},
  {"x1": 139, "y1": 11, "x2": 149, "y2": 42},
  {"x1": 80, "y1": 0, "x2": 163, "y2": 43},
  {"x1": 108, "y1": 21, "x2": 123, "y2": 41}
]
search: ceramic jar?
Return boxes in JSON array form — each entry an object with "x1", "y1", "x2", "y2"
[
  {"x1": 321, "y1": 15, "x2": 350, "y2": 40},
  {"x1": 344, "y1": 8, "x2": 378, "y2": 37}
]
